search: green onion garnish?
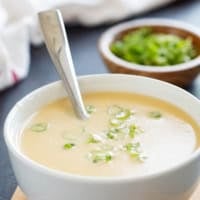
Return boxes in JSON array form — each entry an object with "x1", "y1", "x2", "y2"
[
  {"x1": 129, "y1": 125, "x2": 137, "y2": 138},
  {"x1": 88, "y1": 150, "x2": 113, "y2": 163},
  {"x1": 86, "y1": 105, "x2": 96, "y2": 114},
  {"x1": 148, "y1": 111, "x2": 162, "y2": 119},
  {"x1": 63, "y1": 143, "x2": 75, "y2": 150},
  {"x1": 124, "y1": 142, "x2": 146, "y2": 161},
  {"x1": 106, "y1": 131, "x2": 117, "y2": 140},
  {"x1": 109, "y1": 118, "x2": 123, "y2": 127},
  {"x1": 31, "y1": 123, "x2": 47, "y2": 132},
  {"x1": 87, "y1": 134, "x2": 102, "y2": 144},
  {"x1": 115, "y1": 109, "x2": 131, "y2": 120},
  {"x1": 60, "y1": 104, "x2": 147, "y2": 164},
  {"x1": 129, "y1": 125, "x2": 144, "y2": 138},
  {"x1": 110, "y1": 27, "x2": 197, "y2": 66},
  {"x1": 108, "y1": 105, "x2": 132, "y2": 120},
  {"x1": 125, "y1": 142, "x2": 141, "y2": 152},
  {"x1": 108, "y1": 106, "x2": 133, "y2": 129},
  {"x1": 108, "y1": 105, "x2": 123, "y2": 115}
]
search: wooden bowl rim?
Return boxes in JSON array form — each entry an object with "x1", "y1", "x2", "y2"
[{"x1": 99, "y1": 18, "x2": 200, "y2": 73}]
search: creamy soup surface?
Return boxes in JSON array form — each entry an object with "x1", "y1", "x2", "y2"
[{"x1": 21, "y1": 92, "x2": 200, "y2": 177}]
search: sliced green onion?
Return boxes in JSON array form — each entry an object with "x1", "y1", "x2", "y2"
[
  {"x1": 86, "y1": 105, "x2": 96, "y2": 114},
  {"x1": 148, "y1": 111, "x2": 162, "y2": 119},
  {"x1": 63, "y1": 143, "x2": 75, "y2": 150},
  {"x1": 108, "y1": 105, "x2": 123, "y2": 115},
  {"x1": 108, "y1": 105, "x2": 132, "y2": 120},
  {"x1": 129, "y1": 125, "x2": 137, "y2": 138},
  {"x1": 87, "y1": 134, "x2": 102, "y2": 144},
  {"x1": 88, "y1": 150, "x2": 113, "y2": 163},
  {"x1": 129, "y1": 125, "x2": 144, "y2": 138},
  {"x1": 31, "y1": 123, "x2": 47, "y2": 132},
  {"x1": 115, "y1": 109, "x2": 131, "y2": 120},
  {"x1": 125, "y1": 142, "x2": 141, "y2": 152},
  {"x1": 109, "y1": 118, "x2": 122, "y2": 127},
  {"x1": 109, "y1": 127, "x2": 121, "y2": 133},
  {"x1": 110, "y1": 27, "x2": 197, "y2": 66},
  {"x1": 106, "y1": 131, "x2": 117, "y2": 140},
  {"x1": 124, "y1": 142, "x2": 147, "y2": 162}
]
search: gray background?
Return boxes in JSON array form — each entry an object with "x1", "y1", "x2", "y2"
[{"x1": 0, "y1": 0, "x2": 200, "y2": 199}]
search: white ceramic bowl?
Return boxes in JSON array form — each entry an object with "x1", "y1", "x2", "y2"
[{"x1": 4, "y1": 74, "x2": 200, "y2": 200}]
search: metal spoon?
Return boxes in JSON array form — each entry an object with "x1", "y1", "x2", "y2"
[{"x1": 38, "y1": 10, "x2": 89, "y2": 120}]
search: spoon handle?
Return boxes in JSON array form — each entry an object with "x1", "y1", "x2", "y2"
[{"x1": 39, "y1": 10, "x2": 89, "y2": 120}]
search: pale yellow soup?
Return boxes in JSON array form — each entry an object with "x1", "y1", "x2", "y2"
[{"x1": 21, "y1": 92, "x2": 200, "y2": 177}]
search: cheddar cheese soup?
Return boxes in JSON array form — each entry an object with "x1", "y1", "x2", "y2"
[{"x1": 21, "y1": 92, "x2": 200, "y2": 177}]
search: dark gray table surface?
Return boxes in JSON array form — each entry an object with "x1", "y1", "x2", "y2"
[{"x1": 1, "y1": 0, "x2": 200, "y2": 199}]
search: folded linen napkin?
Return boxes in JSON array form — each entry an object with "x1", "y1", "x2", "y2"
[{"x1": 0, "y1": 0, "x2": 174, "y2": 91}]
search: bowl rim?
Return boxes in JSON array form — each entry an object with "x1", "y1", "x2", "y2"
[
  {"x1": 99, "y1": 18, "x2": 200, "y2": 73},
  {"x1": 4, "y1": 74, "x2": 200, "y2": 184}
]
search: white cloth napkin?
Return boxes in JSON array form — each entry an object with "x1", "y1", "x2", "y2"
[{"x1": 0, "y1": 0, "x2": 173, "y2": 91}]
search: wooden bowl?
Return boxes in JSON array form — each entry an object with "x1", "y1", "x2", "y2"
[{"x1": 99, "y1": 19, "x2": 200, "y2": 87}]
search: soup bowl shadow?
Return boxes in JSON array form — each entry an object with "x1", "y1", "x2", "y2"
[{"x1": 4, "y1": 74, "x2": 200, "y2": 200}]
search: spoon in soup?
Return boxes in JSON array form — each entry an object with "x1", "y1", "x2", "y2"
[{"x1": 38, "y1": 10, "x2": 89, "y2": 120}]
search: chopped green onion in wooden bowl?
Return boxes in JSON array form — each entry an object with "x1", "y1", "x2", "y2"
[{"x1": 110, "y1": 28, "x2": 197, "y2": 66}]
